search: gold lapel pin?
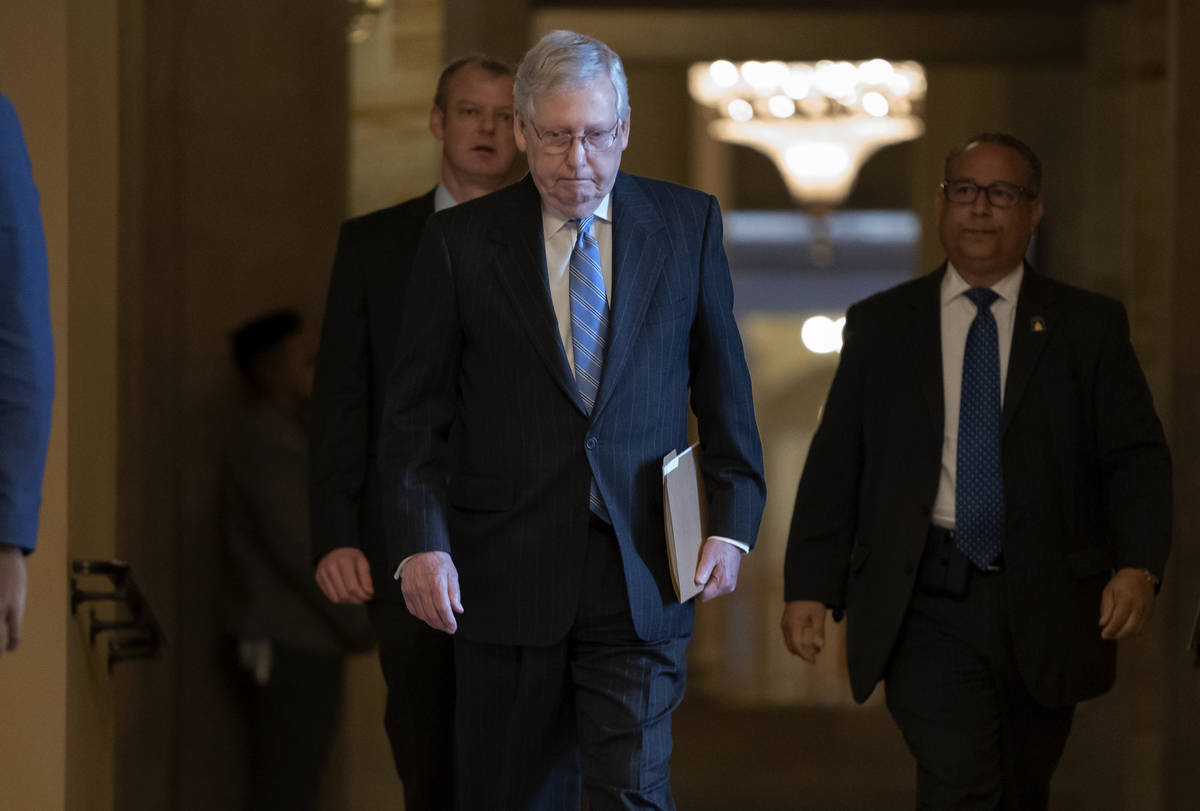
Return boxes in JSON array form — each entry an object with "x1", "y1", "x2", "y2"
[{"x1": 1031, "y1": 316, "x2": 1046, "y2": 332}]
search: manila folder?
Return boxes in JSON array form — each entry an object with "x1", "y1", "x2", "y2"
[{"x1": 662, "y1": 443, "x2": 708, "y2": 602}]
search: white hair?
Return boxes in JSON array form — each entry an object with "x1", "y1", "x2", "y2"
[{"x1": 514, "y1": 30, "x2": 630, "y2": 123}]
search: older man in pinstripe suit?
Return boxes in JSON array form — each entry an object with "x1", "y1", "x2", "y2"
[{"x1": 379, "y1": 29, "x2": 765, "y2": 811}]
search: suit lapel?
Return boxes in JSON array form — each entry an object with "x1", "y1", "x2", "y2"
[
  {"x1": 490, "y1": 177, "x2": 584, "y2": 411},
  {"x1": 909, "y1": 267, "x2": 946, "y2": 425},
  {"x1": 1002, "y1": 266, "x2": 1054, "y2": 433},
  {"x1": 399, "y1": 188, "x2": 436, "y2": 247},
  {"x1": 591, "y1": 173, "x2": 668, "y2": 418},
  {"x1": 413, "y1": 187, "x2": 436, "y2": 219}
]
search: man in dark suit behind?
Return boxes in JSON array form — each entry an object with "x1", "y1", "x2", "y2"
[
  {"x1": 781, "y1": 133, "x2": 1171, "y2": 809},
  {"x1": 309, "y1": 55, "x2": 517, "y2": 809},
  {"x1": 381, "y1": 30, "x2": 765, "y2": 810}
]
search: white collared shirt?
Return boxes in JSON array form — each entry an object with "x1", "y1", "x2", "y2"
[
  {"x1": 931, "y1": 262, "x2": 1024, "y2": 529},
  {"x1": 540, "y1": 194, "x2": 614, "y2": 371},
  {"x1": 433, "y1": 184, "x2": 458, "y2": 213}
]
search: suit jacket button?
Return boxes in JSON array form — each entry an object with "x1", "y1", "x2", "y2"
[{"x1": 585, "y1": 437, "x2": 598, "y2": 450}]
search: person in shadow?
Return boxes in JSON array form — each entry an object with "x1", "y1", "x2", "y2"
[{"x1": 223, "y1": 308, "x2": 373, "y2": 811}]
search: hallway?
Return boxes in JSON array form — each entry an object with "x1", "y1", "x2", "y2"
[{"x1": 673, "y1": 690, "x2": 1136, "y2": 810}]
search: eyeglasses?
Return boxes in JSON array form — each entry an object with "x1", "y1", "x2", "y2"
[
  {"x1": 526, "y1": 119, "x2": 622, "y2": 155},
  {"x1": 940, "y1": 180, "x2": 1035, "y2": 209}
]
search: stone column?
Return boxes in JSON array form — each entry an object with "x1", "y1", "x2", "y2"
[
  {"x1": 122, "y1": 3, "x2": 349, "y2": 808},
  {"x1": 1165, "y1": 0, "x2": 1200, "y2": 804}
]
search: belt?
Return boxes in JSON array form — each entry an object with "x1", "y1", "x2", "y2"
[
  {"x1": 918, "y1": 526, "x2": 1002, "y2": 598},
  {"x1": 927, "y1": 525, "x2": 1003, "y2": 573}
]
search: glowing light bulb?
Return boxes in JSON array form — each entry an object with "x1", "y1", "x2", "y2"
[
  {"x1": 741, "y1": 61, "x2": 777, "y2": 91},
  {"x1": 785, "y1": 143, "x2": 852, "y2": 181},
  {"x1": 860, "y1": 58, "x2": 894, "y2": 85},
  {"x1": 801, "y1": 316, "x2": 846, "y2": 354},
  {"x1": 767, "y1": 95, "x2": 796, "y2": 118},
  {"x1": 763, "y1": 61, "x2": 790, "y2": 88},
  {"x1": 710, "y1": 60, "x2": 739, "y2": 88},
  {"x1": 783, "y1": 69, "x2": 811, "y2": 100},
  {"x1": 727, "y1": 98, "x2": 754, "y2": 122},
  {"x1": 886, "y1": 73, "x2": 912, "y2": 96},
  {"x1": 862, "y1": 91, "x2": 890, "y2": 117}
]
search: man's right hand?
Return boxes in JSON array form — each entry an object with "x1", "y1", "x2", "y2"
[
  {"x1": 781, "y1": 600, "x2": 827, "y2": 663},
  {"x1": 315, "y1": 547, "x2": 375, "y2": 604},
  {"x1": 400, "y1": 551, "x2": 463, "y2": 634}
]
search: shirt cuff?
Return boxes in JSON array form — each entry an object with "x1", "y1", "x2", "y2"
[
  {"x1": 709, "y1": 535, "x2": 750, "y2": 554},
  {"x1": 394, "y1": 555, "x2": 415, "y2": 580}
]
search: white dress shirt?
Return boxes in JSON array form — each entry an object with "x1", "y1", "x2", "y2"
[
  {"x1": 930, "y1": 262, "x2": 1024, "y2": 529},
  {"x1": 539, "y1": 195, "x2": 749, "y2": 555},
  {"x1": 433, "y1": 183, "x2": 458, "y2": 213}
]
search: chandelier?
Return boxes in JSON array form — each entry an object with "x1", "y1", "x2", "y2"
[
  {"x1": 688, "y1": 59, "x2": 926, "y2": 210},
  {"x1": 347, "y1": 0, "x2": 387, "y2": 45}
]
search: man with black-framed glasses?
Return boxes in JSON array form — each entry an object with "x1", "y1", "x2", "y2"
[
  {"x1": 782, "y1": 132, "x2": 1171, "y2": 808},
  {"x1": 379, "y1": 28, "x2": 764, "y2": 810}
]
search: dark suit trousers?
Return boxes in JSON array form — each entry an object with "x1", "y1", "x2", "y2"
[
  {"x1": 370, "y1": 600, "x2": 456, "y2": 811},
  {"x1": 884, "y1": 535, "x2": 1075, "y2": 810},
  {"x1": 454, "y1": 518, "x2": 691, "y2": 811},
  {"x1": 248, "y1": 644, "x2": 344, "y2": 811}
]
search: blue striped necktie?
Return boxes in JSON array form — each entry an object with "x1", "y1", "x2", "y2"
[
  {"x1": 569, "y1": 215, "x2": 610, "y2": 520},
  {"x1": 955, "y1": 287, "x2": 1004, "y2": 568},
  {"x1": 570, "y1": 215, "x2": 608, "y2": 410}
]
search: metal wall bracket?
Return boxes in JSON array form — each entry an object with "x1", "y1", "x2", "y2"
[{"x1": 70, "y1": 559, "x2": 167, "y2": 672}]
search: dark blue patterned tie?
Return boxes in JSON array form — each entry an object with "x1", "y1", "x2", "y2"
[
  {"x1": 569, "y1": 216, "x2": 610, "y2": 520},
  {"x1": 956, "y1": 287, "x2": 1004, "y2": 568}
]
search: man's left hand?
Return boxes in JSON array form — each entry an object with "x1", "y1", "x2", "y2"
[
  {"x1": 1099, "y1": 567, "x2": 1157, "y2": 640},
  {"x1": 0, "y1": 543, "x2": 28, "y2": 656},
  {"x1": 694, "y1": 538, "x2": 742, "y2": 602}
]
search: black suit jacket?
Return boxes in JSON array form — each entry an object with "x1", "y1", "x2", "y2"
[
  {"x1": 310, "y1": 190, "x2": 436, "y2": 601},
  {"x1": 379, "y1": 173, "x2": 766, "y2": 646},
  {"x1": 784, "y1": 265, "x2": 1171, "y2": 706}
]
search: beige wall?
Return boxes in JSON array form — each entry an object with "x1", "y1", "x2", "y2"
[
  {"x1": 0, "y1": 2, "x2": 71, "y2": 807},
  {"x1": 65, "y1": 0, "x2": 122, "y2": 808},
  {"x1": 0, "y1": 0, "x2": 122, "y2": 809}
]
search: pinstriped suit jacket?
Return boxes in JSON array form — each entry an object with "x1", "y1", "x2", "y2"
[{"x1": 379, "y1": 173, "x2": 766, "y2": 646}]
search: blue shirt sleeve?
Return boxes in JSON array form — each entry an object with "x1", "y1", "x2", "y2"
[{"x1": 0, "y1": 94, "x2": 55, "y2": 552}]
